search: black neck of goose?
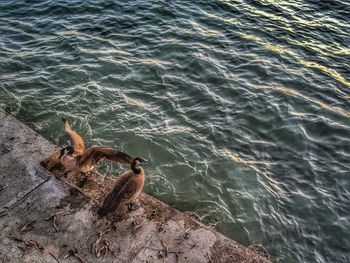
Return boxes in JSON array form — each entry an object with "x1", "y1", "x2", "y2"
[
  {"x1": 59, "y1": 146, "x2": 74, "y2": 158},
  {"x1": 59, "y1": 148, "x2": 65, "y2": 159},
  {"x1": 131, "y1": 158, "x2": 142, "y2": 174}
]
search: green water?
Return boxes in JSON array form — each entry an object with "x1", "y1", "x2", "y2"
[{"x1": 1, "y1": 1, "x2": 350, "y2": 262}]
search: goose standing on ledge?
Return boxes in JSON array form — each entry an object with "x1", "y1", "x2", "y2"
[
  {"x1": 59, "y1": 118, "x2": 134, "y2": 175},
  {"x1": 98, "y1": 157, "x2": 146, "y2": 217}
]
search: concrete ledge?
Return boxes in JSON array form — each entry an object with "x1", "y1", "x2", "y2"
[{"x1": 0, "y1": 110, "x2": 271, "y2": 263}]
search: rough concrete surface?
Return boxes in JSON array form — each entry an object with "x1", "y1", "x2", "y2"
[{"x1": 0, "y1": 110, "x2": 271, "y2": 263}]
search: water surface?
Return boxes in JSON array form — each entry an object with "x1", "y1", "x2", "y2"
[{"x1": 1, "y1": 1, "x2": 350, "y2": 262}]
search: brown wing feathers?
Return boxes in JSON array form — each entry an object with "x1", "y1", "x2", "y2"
[
  {"x1": 61, "y1": 119, "x2": 133, "y2": 165},
  {"x1": 62, "y1": 118, "x2": 85, "y2": 155},
  {"x1": 93, "y1": 147, "x2": 133, "y2": 164},
  {"x1": 98, "y1": 173, "x2": 133, "y2": 217},
  {"x1": 79, "y1": 147, "x2": 133, "y2": 167}
]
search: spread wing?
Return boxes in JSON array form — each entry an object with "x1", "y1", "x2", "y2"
[
  {"x1": 62, "y1": 118, "x2": 85, "y2": 155},
  {"x1": 79, "y1": 146, "x2": 133, "y2": 167},
  {"x1": 98, "y1": 172, "x2": 133, "y2": 217}
]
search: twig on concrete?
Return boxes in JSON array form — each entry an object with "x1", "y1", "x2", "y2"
[
  {"x1": 20, "y1": 221, "x2": 36, "y2": 233},
  {"x1": 26, "y1": 239, "x2": 45, "y2": 252},
  {"x1": 94, "y1": 244, "x2": 107, "y2": 258},
  {"x1": 175, "y1": 226, "x2": 196, "y2": 244},
  {"x1": 7, "y1": 233, "x2": 24, "y2": 242},
  {"x1": 64, "y1": 208, "x2": 79, "y2": 216},
  {"x1": 49, "y1": 252, "x2": 60, "y2": 263},
  {"x1": 187, "y1": 216, "x2": 212, "y2": 231},
  {"x1": 45, "y1": 211, "x2": 65, "y2": 221},
  {"x1": 37, "y1": 240, "x2": 45, "y2": 251},
  {"x1": 103, "y1": 244, "x2": 108, "y2": 258},
  {"x1": 92, "y1": 228, "x2": 111, "y2": 258},
  {"x1": 161, "y1": 240, "x2": 168, "y2": 263},
  {"x1": 207, "y1": 250, "x2": 213, "y2": 263},
  {"x1": 68, "y1": 248, "x2": 87, "y2": 263},
  {"x1": 45, "y1": 211, "x2": 65, "y2": 232},
  {"x1": 7, "y1": 234, "x2": 46, "y2": 254},
  {"x1": 93, "y1": 232, "x2": 103, "y2": 257},
  {"x1": 23, "y1": 202, "x2": 32, "y2": 212},
  {"x1": 185, "y1": 226, "x2": 194, "y2": 233},
  {"x1": 96, "y1": 246, "x2": 103, "y2": 258},
  {"x1": 17, "y1": 245, "x2": 27, "y2": 252},
  {"x1": 144, "y1": 245, "x2": 183, "y2": 254},
  {"x1": 0, "y1": 211, "x2": 7, "y2": 218},
  {"x1": 45, "y1": 209, "x2": 79, "y2": 233},
  {"x1": 0, "y1": 185, "x2": 7, "y2": 192},
  {"x1": 46, "y1": 215, "x2": 59, "y2": 232},
  {"x1": 17, "y1": 245, "x2": 31, "y2": 258},
  {"x1": 53, "y1": 216, "x2": 59, "y2": 232},
  {"x1": 102, "y1": 239, "x2": 117, "y2": 258}
]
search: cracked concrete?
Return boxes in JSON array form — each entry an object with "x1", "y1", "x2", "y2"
[{"x1": 0, "y1": 110, "x2": 271, "y2": 263}]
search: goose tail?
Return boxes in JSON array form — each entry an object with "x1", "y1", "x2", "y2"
[{"x1": 98, "y1": 206, "x2": 109, "y2": 217}]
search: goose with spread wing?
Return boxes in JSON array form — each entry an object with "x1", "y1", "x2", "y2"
[
  {"x1": 98, "y1": 157, "x2": 146, "y2": 217},
  {"x1": 59, "y1": 118, "x2": 133, "y2": 175}
]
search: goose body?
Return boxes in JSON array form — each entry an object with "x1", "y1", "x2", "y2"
[
  {"x1": 59, "y1": 118, "x2": 133, "y2": 174},
  {"x1": 98, "y1": 157, "x2": 146, "y2": 217},
  {"x1": 60, "y1": 153, "x2": 77, "y2": 171}
]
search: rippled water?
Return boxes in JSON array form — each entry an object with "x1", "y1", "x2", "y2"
[{"x1": 1, "y1": 0, "x2": 350, "y2": 262}]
